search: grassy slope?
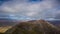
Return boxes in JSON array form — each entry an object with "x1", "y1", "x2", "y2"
[
  {"x1": 0, "y1": 26, "x2": 12, "y2": 34},
  {"x1": 5, "y1": 20, "x2": 60, "y2": 34}
]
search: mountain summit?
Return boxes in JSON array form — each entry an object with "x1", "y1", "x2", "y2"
[{"x1": 5, "y1": 20, "x2": 60, "y2": 34}]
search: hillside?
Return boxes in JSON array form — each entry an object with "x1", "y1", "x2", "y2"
[
  {"x1": 5, "y1": 20, "x2": 60, "y2": 34},
  {"x1": 0, "y1": 20, "x2": 15, "y2": 26},
  {"x1": 0, "y1": 26, "x2": 12, "y2": 34},
  {"x1": 48, "y1": 20, "x2": 60, "y2": 28}
]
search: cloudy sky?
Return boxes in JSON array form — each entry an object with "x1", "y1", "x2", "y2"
[{"x1": 0, "y1": 0, "x2": 60, "y2": 20}]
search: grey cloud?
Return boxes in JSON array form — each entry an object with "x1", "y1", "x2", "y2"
[{"x1": 0, "y1": 0, "x2": 60, "y2": 20}]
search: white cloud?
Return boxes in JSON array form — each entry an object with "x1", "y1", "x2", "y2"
[{"x1": 26, "y1": 11, "x2": 38, "y2": 16}]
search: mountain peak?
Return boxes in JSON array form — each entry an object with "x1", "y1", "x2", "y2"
[{"x1": 5, "y1": 20, "x2": 60, "y2": 34}]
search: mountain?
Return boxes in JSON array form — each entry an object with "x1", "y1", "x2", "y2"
[
  {"x1": 5, "y1": 20, "x2": 60, "y2": 34},
  {"x1": 48, "y1": 20, "x2": 60, "y2": 28},
  {"x1": 0, "y1": 19, "x2": 16, "y2": 26},
  {"x1": 0, "y1": 19, "x2": 23, "y2": 26},
  {"x1": 0, "y1": 18, "x2": 27, "y2": 26}
]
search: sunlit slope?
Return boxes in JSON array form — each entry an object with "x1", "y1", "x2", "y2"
[
  {"x1": 6, "y1": 20, "x2": 60, "y2": 34},
  {"x1": 0, "y1": 26, "x2": 12, "y2": 34}
]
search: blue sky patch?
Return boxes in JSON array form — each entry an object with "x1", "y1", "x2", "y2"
[
  {"x1": 29, "y1": 0, "x2": 42, "y2": 2},
  {"x1": 0, "y1": 0, "x2": 11, "y2": 5}
]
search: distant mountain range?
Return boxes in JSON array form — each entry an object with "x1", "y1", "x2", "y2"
[
  {"x1": 0, "y1": 18, "x2": 60, "y2": 27},
  {"x1": 48, "y1": 20, "x2": 60, "y2": 28},
  {"x1": 0, "y1": 18, "x2": 27, "y2": 26},
  {"x1": 0, "y1": 18, "x2": 17, "y2": 26},
  {"x1": 4, "y1": 20, "x2": 60, "y2": 34}
]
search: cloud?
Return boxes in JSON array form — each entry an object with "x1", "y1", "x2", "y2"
[{"x1": 0, "y1": 0, "x2": 60, "y2": 20}]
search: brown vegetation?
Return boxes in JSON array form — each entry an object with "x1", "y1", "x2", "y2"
[{"x1": 5, "y1": 20, "x2": 60, "y2": 34}]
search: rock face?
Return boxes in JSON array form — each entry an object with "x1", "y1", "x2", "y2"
[{"x1": 6, "y1": 20, "x2": 60, "y2": 34}]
